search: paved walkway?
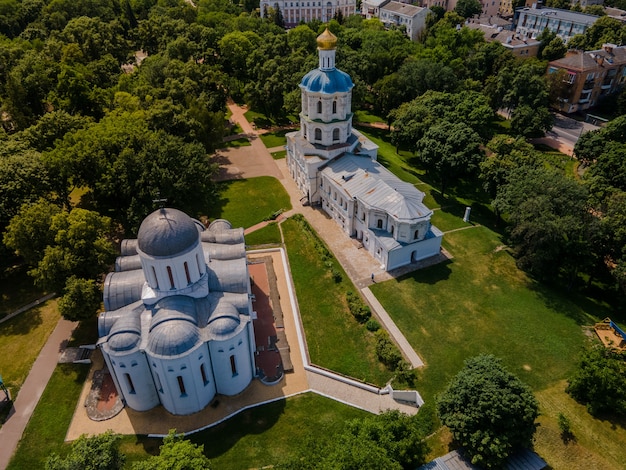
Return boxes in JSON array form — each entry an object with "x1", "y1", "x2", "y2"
[{"x1": 0, "y1": 318, "x2": 77, "y2": 470}]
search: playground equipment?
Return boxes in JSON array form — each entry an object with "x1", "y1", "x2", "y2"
[{"x1": 594, "y1": 318, "x2": 626, "y2": 350}]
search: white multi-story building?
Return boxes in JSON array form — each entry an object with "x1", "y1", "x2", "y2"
[
  {"x1": 514, "y1": 5, "x2": 598, "y2": 43},
  {"x1": 379, "y1": 2, "x2": 428, "y2": 41},
  {"x1": 286, "y1": 29, "x2": 442, "y2": 271},
  {"x1": 98, "y1": 209, "x2": 256, "y2": 415},
  {"x1": 260, "y1": 0, "x2": 356, "y2": 27}
]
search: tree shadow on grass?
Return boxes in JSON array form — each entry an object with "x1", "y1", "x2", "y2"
[
  {"x1": 395, "y1": 258, "x2": 454, "y2": 285},
  {"x1": 527, "y1": 279, "x2": 612, "y2": 326},
  {"x1": 0, "y1": 306, "x2": 44, "y2": 336},
  {"x1": 205, "y1": 181, "x2": 234, "y2": 221}
]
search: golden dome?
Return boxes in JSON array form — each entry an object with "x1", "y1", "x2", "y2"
[{"x1": 317, "y1": 28, "x2": 337, "y2": 50}]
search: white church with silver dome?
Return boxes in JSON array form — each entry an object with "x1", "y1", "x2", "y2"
[
  {"x1": 286, "y1": 29, "x2": 442, "y2": 271},
  {"x1": 97, "y1": 208, "x2": 256, "y2": 415}
]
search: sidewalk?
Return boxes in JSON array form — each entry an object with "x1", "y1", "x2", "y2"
[{"x1": 0, "y1": 318, "x2": 77, "y2": 470}]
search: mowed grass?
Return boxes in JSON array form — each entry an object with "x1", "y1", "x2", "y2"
[
  {"x1": 122, "y1": 393, "x2": 369, "y2": 468},
  {"x1": 282, "y1": 217, "x2": 392, "y2": 386},
  {"x1": 259, "y1": 129, "x2": 290, "y2": 148},
  {"x1": 7, "y1": 364, "x2": 89, "y2": 470},
  {"x1": 0, "y1": 298, "x2": 61, "y2": 400},
  {"x1": 271, "y1": 150, "x2": 286, "y2": 159},
  {"x1": 208, "y1": 176, "x2": 291, "y2": 229},
  {"x1": 370, "y1": 227, "x2": 620, "y2": 468},
  {"x1": 245, "y1": 222, "x2": 282, "y2": 246}
]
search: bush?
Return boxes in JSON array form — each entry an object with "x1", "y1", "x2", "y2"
[
  {"x1": 375, "y1": 330, "x2": 402, "y2": 370},
  {"x1": 558, "y1": 413, "x2": 574, "y2": 443},
  {"x1": 395, "y1": 360, "x2": 417, "y2": 387},
  {"x1": 366, "y1": 319, "x2": 380, "y2": 332},
  {"x1": 346, "y1": 291, "x2": 371, "y2": 323},
  {"x1": 332, "y1": 269, "x2": 342, "y2": 283}
]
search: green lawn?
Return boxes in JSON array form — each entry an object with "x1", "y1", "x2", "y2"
[
  {"x1": 370, "y1": 226, "x2": 620, "y2": 469},
  {"x1": 208, "y1": 176, "x2": 291, "y2": 229},
  {"x1": 282, "y1": 217, "x2": 393, "y2": 386},
  {"x1": 220, "y1": 137, "x2": 250, "y2": 148},
  {"x1": 0, "y1": 298, "x2": 61, "y2": 403},
  {"x1": 122, "y1": 393, "x2": 369, "y2": 468},
  {"x1": 353, "y1": 110, "x2": 385, "y2": 123},
  {"x1": 7, "y1": 364, "x2": 90, "y2": 470},
  {"x1": 245, "y1": 222, "x2": 282, "y2": 246},
  {"x1": 259, "y1": 129, "x2": 290, "y2": 148},
  {"x1": 271, "y1": 150, "x2": 286, "y2": 159},
  {"x1": 243, "y1": 109, "x2": 297, "y2": 129}
]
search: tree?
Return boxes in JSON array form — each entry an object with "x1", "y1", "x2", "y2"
[
  {"x1": 510, "y1": 104, "x2": 553, "y2": 138},
  {"x1": 567, "y1": 345, "x2": 626, "y2": 416},
  {"x1": 541, "y1": 36, "x2": 567, "y2": 61},
  {"x1": 415, "y1": 120, "x2": 484, "y2": 197},
  {"x1": 584, "y1": 4, "x2": 606, "y2": 15},
  {"x1": 58, "y1": 276, "x2": 102, "y2": 321},
  {"x1": 493, "y1": 166, "x2": 596, "y2": 283},
  {"x1": 46, "y1": 431, "x2": 125, "y2": 470},
  {"x1": 27, "y1": 208, "x2": 116, "y2": 291},
  {"x1": 455, "y1": 0, "x2": 481, "y2": 18},
  {"x1": 437, "y1": 355, "x2": 539, "y2": 469},
  {"x1": 131, "y1": 430, "x2": 212, "y2": 470}
]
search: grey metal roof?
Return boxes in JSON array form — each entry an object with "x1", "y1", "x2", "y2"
[
  {"x1": 137, "y1": 208, "x2": 201, "y2": 257},
  {"x1": 418, "y1": 450, "x2": 547, "y2": 470},
  {"x1": 322, "y1": 154, "x2": 432, "y2": 222},
  {"x1": 208, "y1": 258, "x2": 249, "y2": 294},
  {"x1": 98, "y1": 300, "x2": 145, "y2": 337},
  {"x1": 200, "y1": 227, "x2": 245, "y2": 245},
  {"x1": 106, "y1": 311, "x2": 142, "y2": 352},
  {"x1": 103, "y1": 270, "x2": 145, "y2": 312},
  {"x1": 516, "y1": 6, "x2": 598, "y2": 25},
  {"x1": 121, "y1": 239, "x2": 138, "y2": 256},
  {"x1": 381, "y1": 1, "x2": 424, "y2": 16},
  {"x1": 115, "y1": 254, "x2": 142, "y2": 272},
  {"x1": 147, "y1": 296, "x2": 200, "y2": 357},
  {"x1": 208, "y1": 219, "x2": 232, "y2": 232},
  {"x1": 206, "y1": 242, "x2": 246, "y2": 261},
  {"x1": 206, "y1": 301, "x2": 240, "y2": 336}
]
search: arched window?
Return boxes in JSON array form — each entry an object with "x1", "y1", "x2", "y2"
[
  {"x1": 125, "y1": 373, "x2": 135, "y2": 394},
  {"x1": 377, "y1": 219, "x2": 383, "y2": 229},
  {"x1": 177, "y1": 376, "x2": 186, "y2": 396},
  {"x1": 167, "y1": 266, "x2": 175, "y2": 289},
  {"x1": 184, "y1": 262, "x2": 191, "y2": 284},
  {"x1": 196, "y1": 254, "x2": 203, "y2": 276},
  {"x1": 332, "y1": 128, "x2": 340, "y2": 141},
  {"x1": 391, "y1": 225, "x2": 395, "y2": 236},
  {"x1": 155, "y1": 372, "x2": 163, "y2": 393},
  {"x1": 332, "y1": 100, "x2": 337, "y2": 114},
  {"x1": 200, "y1": 363, "x2": 209, "y2": 385},
  {"x1": 414, "y1": 230, "x2": 419, "y2": 240},
  {"x1": 151, "y1": 266, "x2": 159, "y2": 289},
  {"x1": 315, "y1": 128, "x2": 322, "y2": 141},
  {"x1": 230, "y1": 355, "x2": 238, "y2": 376},
  {"x1": 317, "y1": 100, "x2": 322, "y2": 114}
]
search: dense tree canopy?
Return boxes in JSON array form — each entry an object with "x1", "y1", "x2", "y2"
[
  {"x1": 437, "y1": 355, "x2": 539, "y2": 469},
  {"x1": 46, "y1": 431, "x2": 125, "y2": 470},
  {"x1": 131, "y1": 430, "x2": 212, "y2": 470}
]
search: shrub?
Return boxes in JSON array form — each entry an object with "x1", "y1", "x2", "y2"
[
  {"x1": 346, "y1": 291, "x2": 371, "y2": 323},
  {"x1": 366, "y1": 319, "x2": 380, "y2": 332},
  {"x1": 332, "y1": 269, "x2": 343, "y2": 283},
  {"x1": 375, "y1": 330, "x2": 403, "y2": 370}
]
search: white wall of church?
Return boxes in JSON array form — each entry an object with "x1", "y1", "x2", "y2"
[
  {"x1": 386, "y1": 229, "x2": 444, "y2": 270},
  {"x1": 147, "y1": 343, "x2": 216, "y2": 415},
  {"x1": 139, "y1": 242, "x2": 206, "y2": 293},
  {"x1": 108, "y1": 351, "x2": 160, "y2": 412},
  {"x1": 209, "y1": 327, "x2": 254, "y2": 396}
]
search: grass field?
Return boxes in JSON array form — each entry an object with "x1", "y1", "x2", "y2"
[
  {"x1": 271, "y1": 150, "x2": 286, "y2": 159},
  {"x1": 207, "y1": 176, "x2": 291, "y2": 229},
  {"x1": 7, "y1": 364, "x2": 89, "y2": 470},
  {"x1": 0, "y1": 298, "x2": 60, "y2": 403},
  {"x1": 259, "y1": 129, "x2": 290, "y2": 148},
  {"x1": 282, "y1": 217, "x2": 393, "y2": 386},
  {"x1": 245, "y1": 222, "x2": 282, "y2": 246}
]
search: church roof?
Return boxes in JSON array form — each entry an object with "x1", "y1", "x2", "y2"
[
  {"x1": 317, "y1": 28, "x2": 338, "y2": 50},
  {"x1": 137, "y1": 207, "x2": 201, "y2": 257},
  {"x1": 300, "y1": 68, "x2": 353, "y2": 94},
  {"x1": 147, "y1": 296, "x2": 201, "y2": 357},
  {"x1": 322, "y1": 155, "x2": 432, "y2": 222}
]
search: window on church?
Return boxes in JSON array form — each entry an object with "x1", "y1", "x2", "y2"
[
  {"x1": 167, "y1": 266, "x2": 175, "y2": 289},
  {"x1": 315, "y1": 128, "x2": 321, "y2": 140},
  {"x1": 155, "y1": 372, "x2": 163, "y2": 393},
  {"x1": 230, "y1": 355, "x2": 238, "y2": 376},
  {"x1": 377, "y1": 219, "x2": 383, "y2": 229},
  {"x1": 184, "y1": 262, "x2": 191, "y2": 284},
  {"x1": 391, "y1": 225, "x2": 395, "y2": 235},
  {"x1": 332, "y1": 100, "x2": 337, "y2": 113},
  {"x1": 196, "y1": 254, "x2": 202, "y2": 276},
  {"x1": 200, "y1": 363, "x2": 209, "y2": 385},
  {"x1": 152, "y1": 266, "x2": 159, "y2": 289},
  {"x1": 333, "y1": 128, "x2": 340, "y2": 141},
  {"x1": 125, "y1": 373, "x2": 135, "y2": 394},
  {"x1": 177, "y1": 376, "x2": 187, "y2": 396},
  {"x1": 361, "y1": 212, "x2": 365, "y2": 221},
  {"x1": 317, "y1": 100, "x2": 322, "y2": 114},
  {"x1": 414, "y1": 230, "x2": 419, "y2": 240}
]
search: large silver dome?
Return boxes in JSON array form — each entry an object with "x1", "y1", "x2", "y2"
[{"x1": 137, "y1": 208, "x2": 200, "y2": 257}]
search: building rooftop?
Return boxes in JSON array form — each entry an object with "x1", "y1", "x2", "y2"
[
  {"x1": 466, "y1": 23, "x2": 540, "y2": 48},
  {"x1": 516, "y1": 6, "x2": 599, "y2": 24},
  {"x1": 549, "y1": 45, "x2": 626, "y2": 70},
  {"x1": 381, "y1": 1, "x2": 424, "y2": 16}
]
